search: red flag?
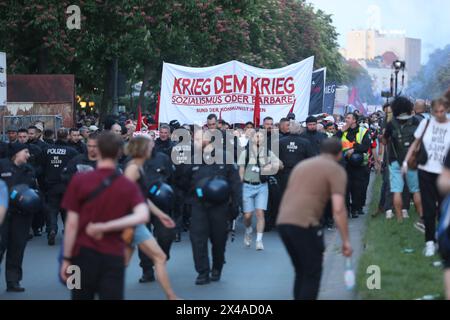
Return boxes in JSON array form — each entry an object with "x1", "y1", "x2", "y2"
[
  {"x1": 136, "y1": 104, "x2": 142, "y2": 131},
  {"x1": 348, "y1": 87, "x2": 366, "y2": 115},
  {"x1": 149, "y1": 92, "x2": 160, "y2": 130},
  {"x1": 288, "y1": 98, "x2": 296, "y2": 115},
  {"x1": 253, "y1": 88, "x2": 261, "y2": 127}
]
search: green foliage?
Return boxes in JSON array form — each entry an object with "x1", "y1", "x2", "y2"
[{"x1": 0, "y1": 0, "x2": 347, "y2": 116}]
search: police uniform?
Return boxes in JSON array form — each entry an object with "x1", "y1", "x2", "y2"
[
  {"x1": 0, "y1": 144, "x2": 37, "y2": 291},
  {"x1": 41, "y1": 140, "x2": 78, "y2": 244},
  {"x1": 29, "y1": 138, "x2": 48, "y2": 151},
  {"x1": 172, "y1": 135, "x2": 194, "y2": 241},
  {"x1": 68, "y1": 141, "x2": 87, "y2": 154},
  {"x1": 338, "y1": 126, "x2": 371, "y2": 217},
  {"x1": 154, "y1": 138, "x2": 174, "y2": 157},
  {"x1": 278, "y1": 134, "x2": 315, "y2": 196},
  {"x1": 300, "y1": 130, "x2": 328, "y2": 156},
  {"x1": 180, "y1": 148, "x2": 242, "y2": 284},
  {"x1": 137, "y1": 149, "x2": 176, "y2": 282}
]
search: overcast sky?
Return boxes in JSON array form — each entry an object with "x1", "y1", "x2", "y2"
[{"x1": 307, "y1": 0, "x2": 450, "y2": 64}]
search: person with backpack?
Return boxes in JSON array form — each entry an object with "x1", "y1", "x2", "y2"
[
  {"x1": 383, "y1": 97, "x2": 423, "y2": 223},
  {"x1": 238, "y1": 129, "x2": 282, "y2": 251}
]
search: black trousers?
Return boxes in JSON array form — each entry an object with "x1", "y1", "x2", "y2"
[
  {"x1": 346, "y1": 165, "x2": 367, "y2": 213},
  {"x1": 189, "y1": 203, "x2": 228, "y2": 275},
  {"x1": 278, "y1": 170, "x2": 291, "y2": 198},
  {"x1": 45, "y1": 192, "x2": 66, "y2": 234},
  {"x1": 361, "y1": 167, "x2": 371, "y2": 208},
  {"x1": 278, "y1": 224, "x2": 324, "y2": 300},
  {"x1": 265, "y1": 176, "x2": 281, "y2": 230},
  {"x1": 419, "y1": 170, "x2": 443, "y2": 242},
  {"x1": 71, "y1": 247, "x2": 125, "y2": 300},
  {"x1": 138, "y1": 216, "x2": 176, "y2": 274},
  {"x1": 0, "y1": 210, "x2": 33, "y2": 284}
]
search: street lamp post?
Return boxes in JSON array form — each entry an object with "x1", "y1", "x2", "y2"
[{"x1": 392, "y1": 60, "x2": 406, "y2": 97}]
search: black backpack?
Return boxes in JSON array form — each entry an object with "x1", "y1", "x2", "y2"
[{"x1": 390, "y1": 117, "x2": 418, "y2": 163}]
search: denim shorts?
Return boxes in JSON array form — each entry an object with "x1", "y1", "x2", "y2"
[
  {"x1": 242, "y1": 182, "x2": 269, "y2": 213},
  {"x1": 389, "y1": 161, "x2": 420, "y2": 193},
  {"x1": 131, "y1": 224, "x2": 154, "y2": 247}
]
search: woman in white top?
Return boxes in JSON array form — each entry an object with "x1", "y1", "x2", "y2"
[{"x1": 404, "y1": 97, "x2": 450, "y2": 257}]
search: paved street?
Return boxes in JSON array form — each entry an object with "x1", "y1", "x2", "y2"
[{"x1": 0, "y1": 215, "x2": 366, "y2": 300}]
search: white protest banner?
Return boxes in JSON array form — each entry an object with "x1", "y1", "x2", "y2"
[
  {"x1": 159, "y1": 57, "x2": 314, "y2": 125},
  {"x1": 0, "y1": 52, "x2": 6, "y2": 106}
]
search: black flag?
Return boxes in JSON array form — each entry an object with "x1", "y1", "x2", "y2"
[
  {"x1": 308, "y1": 68, "x2": 326, "y2": 115},
  {"x1": 323, "y1": 82, "x2": 337, "y2": 115}
]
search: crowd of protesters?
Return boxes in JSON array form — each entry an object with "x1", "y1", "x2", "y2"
[{"x1": 0, "y1": 87, "x2": 448, "y2": 300}]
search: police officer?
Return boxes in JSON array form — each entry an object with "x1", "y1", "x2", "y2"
[
  {"x1": 17, "y1": 129, "x2": 45, "y2": 236},
  {"x1": 172, "y1": 126, "x2": 194, "y2": 242},
  {"x1": 154, "y1": 124, "x2": 174, "y2": 157},
  {"x1": 179, "y1": 128, "x2": 242, "y2": 285},
  {"x1": 300, "y1": 116, "x2": 328, "y2": 155},
  {"x1": 279, "y1": 118, "x2": 290, "y2": 138},
  {"x1": 41, "y1": 128, "x2": 78, "y2": 245},
  {"x1": 137, "y1": 144, "x2": 176, "y2": 283},
  {"x1": 0, "y1": 143, "x2": 37, "y2": 292},
  {"x1": 62, "y1": 132, "x2": 99, "y2": 184},
  {"x1": 278, "y1": 121, "x2": 315, "y2": 196},
  {"x1": 337, "y1": 112, "x2": 371, "y2": 218}
]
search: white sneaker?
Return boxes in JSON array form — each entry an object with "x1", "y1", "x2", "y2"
[
  {"x1": 385, "y1": 210, "x2": 394, "y2": 219},
  {"x1": 244, "y1": 233, "x2": 252, "y2": 247},
  {"x1": 402, "y1": 209, "x2": 409, "y2": 219},
  {"x1": 424, "y1": 241, "x2": 436, "y2": 257},
  {"x1": 256, "y1": 241, "x2": 264, "y2": 251}
]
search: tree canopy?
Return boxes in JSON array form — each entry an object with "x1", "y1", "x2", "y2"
[{"x1": 0, "y1": 0, "x2": 348, "y2": 116}]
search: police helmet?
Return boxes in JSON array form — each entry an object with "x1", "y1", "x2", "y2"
[
  {"x1": 10, "y1": 184, "x2": 42, "y2": 213},
  {"x1": 348, "y1": 153, "x2": 364, "y2": 166},
  {"x1": 196, "y1": 177, "x2": 230, "y2": 204},
  {"x1": 148, "y1": 181, "x2": 174, "y2": 211}
]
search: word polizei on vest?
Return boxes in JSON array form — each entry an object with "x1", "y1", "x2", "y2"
[{"x1": 47, "y1": 148, "x2": 67, "y2": 168}]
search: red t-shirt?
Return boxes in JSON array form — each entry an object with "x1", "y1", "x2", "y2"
[{"x1": 61, "y1": 168, "x2": 145, "y2": 257}]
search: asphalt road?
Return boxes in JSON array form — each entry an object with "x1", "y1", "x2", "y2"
[{"x1": 0, "y1": 214, "x2": 366, "y2": 300}]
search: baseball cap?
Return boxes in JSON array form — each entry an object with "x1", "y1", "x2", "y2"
[
  {"x1": 324, "y1": 116, "x2": 335, "y2": 123},
  {"x1": 35, "y1": 123, "x2": 44, "y2": 132},
  {"x1": 88, "y1": 125, "x2": 99, "y2": 132}
]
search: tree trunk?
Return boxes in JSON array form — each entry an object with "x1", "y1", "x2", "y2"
[
  {"x1": 99, "y1": 62, "x2": 112, "y2": 125},
  {"x1": 137, "y1": 60, "x2": 152, "y2": 113}
]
